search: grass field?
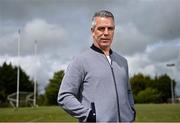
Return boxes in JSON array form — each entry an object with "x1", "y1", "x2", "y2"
[{"x1": 0, "y1": 104, "x2": 180, "y2": 122}]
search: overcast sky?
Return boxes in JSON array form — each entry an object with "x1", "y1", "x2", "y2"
[{"x1": 0, "y1": 0, "x2": 180, "y2": 95}]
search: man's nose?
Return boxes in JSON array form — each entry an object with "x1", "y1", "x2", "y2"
[{"x1": 104, "y1": 28, "x2": 109, "y2": 35}]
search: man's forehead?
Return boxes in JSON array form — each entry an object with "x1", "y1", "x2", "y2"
[{"x1": 95, "y1": 17, "x2": 115, "y2": 27}]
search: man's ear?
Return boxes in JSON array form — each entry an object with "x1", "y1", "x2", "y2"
[{"x1": 91, "y1": 27, "x2": 94, "y2": 33}]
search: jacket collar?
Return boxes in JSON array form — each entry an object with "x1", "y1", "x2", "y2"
[{"x1": 90, "y1": 44, "x2": 113, "y2": 55}]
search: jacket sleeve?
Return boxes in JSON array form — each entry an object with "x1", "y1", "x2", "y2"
[
  {"x1": 126, "y1": 61, "x2": 136, "y2": 121},
  {"x1": 57, "y1": 57, "x2": 91, "y2": 122}
]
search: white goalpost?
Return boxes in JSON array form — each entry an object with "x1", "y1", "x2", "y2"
[
  {"x1": 8, "y1": 29, "x2": 38, "y2": 108},
  {"x1": 16, "y1": 29, "x2": 21, "y2": 108},
  {"x1": 33, "y1": 40, "x2": 37, "y2": 107},
  {"x1": 7, "y1": 92, "x2": 34, "y2": 108}
]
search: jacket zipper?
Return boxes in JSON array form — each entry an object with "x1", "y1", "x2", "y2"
[{"x1": 105, "y1": 55, "x2": 121, "y2": 122}]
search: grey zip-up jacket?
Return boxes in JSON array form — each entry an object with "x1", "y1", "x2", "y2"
[{"x1": 57, "y1": 44, "x2": 136, "y2": 122}]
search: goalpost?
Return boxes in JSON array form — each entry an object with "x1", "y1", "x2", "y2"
[
  {"x1": 16, "y1": 29, "x2": 20, "y2": 108},
  {"x1": 33, "y1": 40, "x2": 38, "y2": 107},
  {"x1": 7, "y1": 92, "x2": 34, "y2": 108},
  {"x1": 14, "y1": 29, "x2": 38, "y2": 108}
]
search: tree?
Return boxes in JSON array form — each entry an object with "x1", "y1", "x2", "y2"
[
  {"x1": 44, "y1": 70, "x2": 64, "y2": 105},
  {"x1": 135, "y1": 87, "x2": 161, "y2": 103},
  {"x1": 153, "y1": 74, "x2": 175, "y2": 103},
  {"x1": 0, "y1": 62, "x2": 34, "y2": 106},
  {"x1": 130, "y1": 73, "x2": 152, "y2": 95},
  {"x1": 130, "y1": 73, "x2": 176, "y2": 103}
]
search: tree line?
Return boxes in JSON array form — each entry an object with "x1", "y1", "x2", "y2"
[
  {"x1": 0, "y1": 62, "x2": 176, "y2": 107},
  {"x1": 130, "y1": 73, "x2": 175, "y2": 103},
  {"x1": 0, "y1": 62, "x2": 34, "y2": 107}
]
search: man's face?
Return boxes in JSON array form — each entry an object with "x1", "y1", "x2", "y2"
[{"x1": 91, "y1": 17, "x2": 115, "y2": 50}]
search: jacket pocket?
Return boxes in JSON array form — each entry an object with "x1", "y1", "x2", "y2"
[
  {"x1": 128, "y1": 103, "x2": 136, "y2": 121},
  {"x1": 131, "y1": 106, "x2": 136, "y2": 121},
  {"x1": 86, "y1": 102, "x2": 96, "y2": 122}
]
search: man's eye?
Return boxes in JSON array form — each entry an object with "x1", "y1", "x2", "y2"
[
  {"x1": 108, "y1": 27, "x2": 114, "y2": 31},
  {"x1": 98, "y1": 27, "x2": 105, "y2": 31}
]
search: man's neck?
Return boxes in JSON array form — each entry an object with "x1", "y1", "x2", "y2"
[
  {"x1": 94, "y1": 44, "x2": 110, "y2": 54},
  {"x1": 91, "y1": 44, "x2": 112, "y2": 55},
  {"x1": 98, "y1": 46, "x2": 110, "y2": 56},
  {"x1": 103, "y1": 49, "x2": 110, "y2": 56}
]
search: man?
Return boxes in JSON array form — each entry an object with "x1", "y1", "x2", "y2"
[{"x1": 57, "y1": 10, "x2": 136, "y2": 122}]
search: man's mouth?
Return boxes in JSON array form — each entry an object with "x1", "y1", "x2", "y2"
[{"x1": 101, "y1": 38, "x2": 110, "y2": 41}]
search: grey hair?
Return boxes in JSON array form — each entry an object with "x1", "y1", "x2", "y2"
[{"x1": 91, "y1": 10, "x2": 115, "y2": 29}]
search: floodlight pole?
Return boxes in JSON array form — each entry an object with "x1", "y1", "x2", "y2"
[
  {"x1": 16, "y1": 29, "x2": 21, "y2": 108},
  {"x1": 33, "y1": 40, "x2": 37, "y2": 107},
  {"x1": 166, "y1": 63, "x2": 175, "y2": 104}
]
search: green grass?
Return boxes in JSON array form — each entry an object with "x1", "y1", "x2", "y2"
[
  {"x1": 0, "y1": 104, "x2": 180, "y2": 122},
  {"x1": 135, "y1": 104, "x2": 180, "y2": 122},
  {"x1": 0, "y1": 106, "x2": 77, "y2": 122}
]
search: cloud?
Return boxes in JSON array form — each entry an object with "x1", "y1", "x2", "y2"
[
  {"x1": 0, "y1": 32, "x2": 18, "y2": 56},
  {"x1": 22, "y1": 18, "x2": 67, "y2": 54},
  {"x1": 113, "y1": 23, "x2": 153, "y2": 55},
  {"x1": 130, "y1": 0, "x2": 180, "y2": 41},
  {"x1": 147, "y1": 41, "x2": 180, "y2": 63},
  {"x1": 0, "y1": 18, "x2": 67, "y2": 56},
  {"x1": 112, "y1": 0, "x2": 180, "y2": 56}
]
